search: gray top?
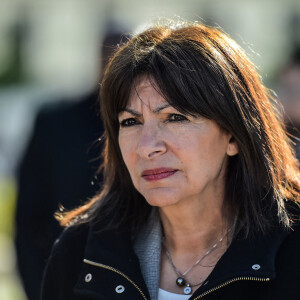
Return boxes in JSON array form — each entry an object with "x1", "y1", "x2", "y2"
[{"x1": 133, "y1": 209, "x2": 162, "y2": 300}]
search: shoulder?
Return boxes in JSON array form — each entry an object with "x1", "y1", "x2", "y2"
[
  {"x1": 280, "y1": 218, "x2": 300, "y2": 252},
  {"x1": 35, "y1": 96, "x2": 102, "y2": 145},
  {"x1": 51, "y1": 222, "x2": 89, "y2": 256},
  {"x1": 37, "y1": 94, "x2": 99, "y2": 126},
  {"x1": 36, "y1": 100, "x2": 80, "y2": 128},
  {"x1": 41, "y1": 222, "x2": 90, "y2": 300},
  {"x1": 268, "y1": 218, "x2": 300, "y2": 298},
  {"x1": 284, "y1": 201, "x2": 300, "y2": 246},
  {"x1": 274, "y1": 205, "x2": 300, "y2": 277}
]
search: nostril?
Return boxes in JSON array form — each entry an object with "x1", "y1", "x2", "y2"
[
  {"x1": 147, "y1": 150, "x2": 162, "y2": 159},
  {"x1": 137, "y1": 143, "x2": 166, "y2": 159}
]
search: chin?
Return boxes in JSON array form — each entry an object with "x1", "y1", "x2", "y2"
[{"x1": 142, "y1": 189, "x2": 180, "y2": 207}]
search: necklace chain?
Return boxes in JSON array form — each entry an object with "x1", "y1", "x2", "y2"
[{"x1": 163, "y1": 222, "x2": 235, "y2": 292}]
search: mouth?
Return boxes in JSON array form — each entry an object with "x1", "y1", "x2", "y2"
[{"x1": 141, "y1": 168, "x2": 178, "y2": 181}]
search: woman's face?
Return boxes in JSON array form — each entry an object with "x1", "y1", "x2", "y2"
[{"x1": 118, "y1": 77, "x2": 239, "y2": 208}]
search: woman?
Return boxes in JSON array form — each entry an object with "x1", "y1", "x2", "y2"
[{"x1": 41, "y1": 20, "x2": 300, "y2": 300}]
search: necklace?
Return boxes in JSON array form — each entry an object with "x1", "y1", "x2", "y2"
[{"x1": 163, "y1": 225, "x2": 234, "y2": 295}]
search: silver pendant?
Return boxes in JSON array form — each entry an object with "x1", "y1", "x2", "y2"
[{"x1": 184, "y1": 286, "x2": 192, "y2": 295}]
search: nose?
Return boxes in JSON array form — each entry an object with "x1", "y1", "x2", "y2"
[{"x1": 136, "y1": 122, "x2": 167, "y2": 159}]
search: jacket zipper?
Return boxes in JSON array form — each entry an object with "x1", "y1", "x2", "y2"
[
  {"x1": 83, "y1": 259, "x2": 149, "y2": 300},
  {"x1": 193, "y1": 276, "x2": 270, "y2": 299},
  {"x1": 84, "y1": 258, "x2": 269, "y2": 300}
]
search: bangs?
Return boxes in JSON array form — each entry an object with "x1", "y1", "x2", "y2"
[
  {"x1": 113, "y1": 40, "x2": 230, "y2": 125},
  {"x1": 148, "y1": 46, "x2": 223, "y2": 119}
]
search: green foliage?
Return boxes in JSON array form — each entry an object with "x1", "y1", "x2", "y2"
[{"x1": 0, "y1": 178, "x2": 17, "y2": 236}]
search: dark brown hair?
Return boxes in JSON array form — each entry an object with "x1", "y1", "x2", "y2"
[{"x1": 58, "y1": 20, "x2": 300, "y2": 236}]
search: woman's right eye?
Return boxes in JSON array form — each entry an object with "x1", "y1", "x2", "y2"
[{"x1": 119, "y1": 118, "x2": 139, "y2": 127}]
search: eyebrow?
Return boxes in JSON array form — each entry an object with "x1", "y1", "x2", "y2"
[{"x1": 119, "y1": 104, "x2": 171, "y2": 116}]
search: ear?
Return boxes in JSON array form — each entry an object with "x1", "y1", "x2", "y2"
[{"x1": 226, "y1": 135, "x2": 239, "y2": 156}]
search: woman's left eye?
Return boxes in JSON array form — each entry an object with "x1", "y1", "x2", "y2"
[{"x1": 168, "y1": 114, "x2": 188, "y2": 122}]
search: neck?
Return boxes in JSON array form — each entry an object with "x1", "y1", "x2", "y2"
[{"x1": 159, "y1": 198, "x2": 231, "y2": 256}]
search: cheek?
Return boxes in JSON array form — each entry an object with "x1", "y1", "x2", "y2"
[
  {"x1": 118, "y1": 135, "x2": 137, "y2": 171},
  {"x1": 178, "y1": 133, "x2": 227, "y2": 174}
]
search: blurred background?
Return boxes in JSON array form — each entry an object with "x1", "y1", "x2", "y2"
[{"x1": 0, "y1": 0, "x2": 300, "y2": 299}]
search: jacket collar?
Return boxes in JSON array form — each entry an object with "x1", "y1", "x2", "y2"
[
  {"x1": 75, "y1": 213, "x2": 291, "y2": 299},
  {"x1": 192, "y1": 224, "x2": 290, "y2": 297},
  {"x1": 82, "y1": 219, "x2": 149, "y2": 291}
]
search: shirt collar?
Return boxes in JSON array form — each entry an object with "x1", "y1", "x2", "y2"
[{"x1": 133, "y1": 209, "x2": 162, "y2": 300}]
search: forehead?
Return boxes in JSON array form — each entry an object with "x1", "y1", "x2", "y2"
[{"x1": 127, "y1": 76, "x2": 168, "y2": 109}]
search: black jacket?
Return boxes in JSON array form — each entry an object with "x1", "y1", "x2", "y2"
[{"x1": 41, "y1": 214, "x2": 300, "y2": 300}]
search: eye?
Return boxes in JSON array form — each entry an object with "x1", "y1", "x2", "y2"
[
  {"x1": 119, "y1": 118, "x2": 139, "y2": 127},
  {"x1": 168, "y1": 113, "x2": 188, "y2": 122}
]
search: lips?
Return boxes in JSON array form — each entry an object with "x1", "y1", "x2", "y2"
[{"x1": 141, "y1": 168, "x2": 177, "y2": 181}]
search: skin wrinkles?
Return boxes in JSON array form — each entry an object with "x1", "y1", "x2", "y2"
[{"x1": 118, "y1": 77, "x2": 238, "y2": 211}]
